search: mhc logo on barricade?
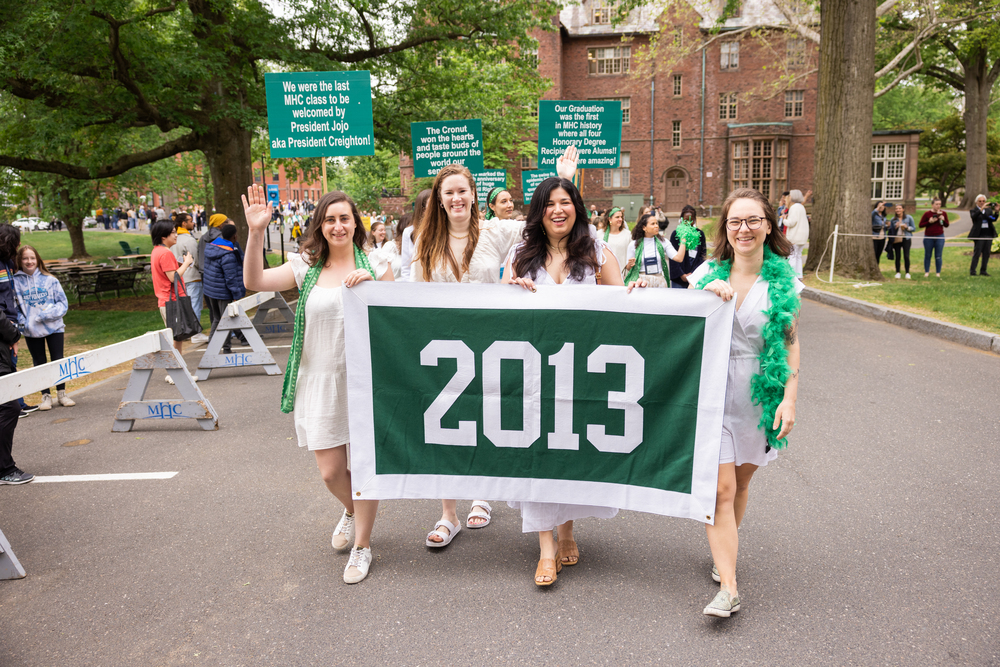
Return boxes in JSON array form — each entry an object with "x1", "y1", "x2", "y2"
[
  {"x1": 146, "y1": 402, "x2": 184, "y2": 419},
  {"x1": 56, "y1": 356, "x2": 89, "y2": 385}
]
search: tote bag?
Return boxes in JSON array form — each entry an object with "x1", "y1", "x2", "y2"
[{"x1": 165, "y1": 274, "x2": 201, "y2": 341}]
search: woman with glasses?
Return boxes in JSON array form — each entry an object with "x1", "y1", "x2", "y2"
[{"x1": 688, "y1": 189, "x2": 803, "y2": 618}]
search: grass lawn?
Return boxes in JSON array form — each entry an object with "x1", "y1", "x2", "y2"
[
  {"x1": 18, "y1": 230, "x2": 153, "y2": 262},
  {"x1": 802, "y1": 246, "x2": 1000, "y2": 335}
]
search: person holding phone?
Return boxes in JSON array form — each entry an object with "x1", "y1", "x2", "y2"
[
  {"x1": 969, "y1": 195, "x2": 997, "y2": 276},
  {"x1": 918, "y1": 199, "x2": 949, "y2": 277}
]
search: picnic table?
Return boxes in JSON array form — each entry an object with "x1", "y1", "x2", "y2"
[
  {"x1": 49, "y1": 264, "x2": 145, "y2": 304},
  {"x1": 109, "y1": 254, "x2": 152, "y2": 266}
]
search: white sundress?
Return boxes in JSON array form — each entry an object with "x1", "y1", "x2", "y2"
[
  {"x1": 409, "y1": 219, "x2": 524, "y2": 284},
  {"x1": 288, "y1": 253, "x2": 350, "y2": 451},
  {"x1": 688, "y1": 261, "x2": 805, "y2": 467},
  {"x1": 504, "y1": 239, "x2": 621, "y2": 532}
]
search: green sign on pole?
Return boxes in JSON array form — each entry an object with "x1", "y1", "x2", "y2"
[
  {"x1": 537, "y1": 101, "x2": 622, "y2": 170},
  {"x1": 264, "y1": 71, "x2": 375, "y2": 158},
  {"x1": 473, "y1": 170, "x2": 507, "y2": 200},
  {"x1": 520, "y1": 170, "x2": 557, "y2": 205},
  {"x1": 411, "y1": 119, "x2": 484, "y2": 178}
]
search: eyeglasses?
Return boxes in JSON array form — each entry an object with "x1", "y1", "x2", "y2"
[{"x1": 725, "y1": 216, "x2": 764, "y2": 230}]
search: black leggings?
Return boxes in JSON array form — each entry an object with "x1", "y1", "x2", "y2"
[
  {"x1": 893, "y1": 239, "x2": 911, "y2": 274},
  {"x1": 25, "y1": 333, "x2": 65, "y2": 394},
  {"x1": 873, "y1": 238, "x2": 886, "y2": 264}
]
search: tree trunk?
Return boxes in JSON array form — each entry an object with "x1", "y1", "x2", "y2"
[
  {"x1": 806, "y1": 0, "x2": 880, "y2": 280},
  {"x1": 51, "y1": 179, "x2": 93, "y2": 259},
  {"x1": 201, "y1": 153, "x2": 213, "y2": 219},
  {"x1": 202, "y1": 119, "x2": 253, "y2": 251},
  {"x1": 959, "y1": 46, "x2": 992, "y2": 210}
]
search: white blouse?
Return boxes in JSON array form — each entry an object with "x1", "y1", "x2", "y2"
[
  {"x1": 410, "y1": 219, "x2": 524, "y2": 284},
  {"x1": 625, "y1": 236, "x2": 678, "y2": 275}
]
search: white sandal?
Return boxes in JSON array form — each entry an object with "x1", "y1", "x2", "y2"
[
  {"x1": 425, "y1": 519, "x2": 461, "y2": 547},
  {"x1": 466, "y1": 501, "x2": 492, "y2": 529}
]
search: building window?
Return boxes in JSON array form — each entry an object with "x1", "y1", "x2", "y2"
[
  {"x1": 719, "y1": 93, "x2": 738, "y2": 120},
  {"x1": 871, "y1": 143, "x2": 905, "y2": 200},
  {"x1": 787, "y1": 38, "x2": 806, "y2": 68},
  {"x1": 592, "y1": 0, "x2": 618, "y2": 24},
  {"x1": 731, "y1": 139, "x2": 787, "y2": 200},
  {"x1": 435, "y1": 53, "x2": 444, "y2": 68},
  {"x1": 599, "y1": 97, "x2": 630, "y2": 124},
  {"x1": 672, "y1": 121, "x2": 681, "y2": 148},
  {"x1": 784, "y1": 90, "x2": 804, "y2": 118},
  {"x1": 672, "y1": 73, "x2": 682, "y2": 97},
  {"x1": 588, "y1": 46, "x2": 631, "y2": 75},
  {"x1": 272, "y1": 171, "x2": 280, "y2": 182},
  {"x1": 528, "y1": 102, "x2": 538, "y2": 119},
  {"x1": 604, "y1": 152, "x2": 630, "y2": 188},
  {"x1": 521, "y1": 154, "x2": 538, "y2": 170},
  {"x1": 523, "y1": 46, "x2": 538, "y2": 69},
  {"x1": 721, "y1": 41, "x2": 739, "y2": 70},
  {"x1": 254, "y1": 169, "x2": 262, "y2": 183}
]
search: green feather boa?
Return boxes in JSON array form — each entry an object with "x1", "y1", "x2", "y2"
[
  {"x1": 281, "y1": 245, "x2": 375, "y2": 413},
  {"x1": 674, "y1": 221, "x2": 702, "y2": 249},
  {"x1": 696, "y1": 247, "x2": 800, "y2": 450}
]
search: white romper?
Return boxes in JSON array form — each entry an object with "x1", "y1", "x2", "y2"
[
  {"x1": 288, "y1": 253, "x2": 350, "y2": 451},
  {"x1": 689, "y1": 261, "x2": 804, "y2": 467},
  {"x1": 504, "y1": 239, "x2": 621, "y2": 532}
]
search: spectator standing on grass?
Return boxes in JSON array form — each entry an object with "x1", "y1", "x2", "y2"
[
  {"x1": 783, "y1": 190, "x2": 809, "y2": 278},
  {"x1": 887, "y1": 204, "x2": 915, "y2": 279},
  {"x1": 969, "y1": 195, "x2": 997, "y2": 277},
  {"x1": 14, "y1": 246, "x2": 75, "y2": 411},
  {"x1": 871, "y1": 202, "x2": 887, "y2": 265},
  {"x1": 202, "y1": 224, "x2": 248, "y2": 353},
  {"x1": 172, "y1": 213, "x2": 208, "y2": 346},
  {"x1": 919, "y1": 198, "x2": 949, "y2": 278},
  {"x1": 0, "y1": 311, "x2": 27, "y2": 485}
]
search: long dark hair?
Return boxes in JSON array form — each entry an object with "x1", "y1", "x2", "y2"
[
  {"x1": 0, "y1": 225, "x2": 20, "y2": 261},
  {"x1": 712, "y1": 188, "x2": 792, "y2": 261},
  {"x1": 395, "y1": 212, "x2": 412, "y2": 253},
  {"x1": 631, "y1": 213, "x2": 661, "y2": 242},
  {"x1": 299, "y1": 191, "x2": 367, "y2": 267},
  {"x1": 513, "y1": 177, "x2": 598, "y2": 282},
  {"x1": 411, "y1": 189, "x2": 432, "y2": 243}
]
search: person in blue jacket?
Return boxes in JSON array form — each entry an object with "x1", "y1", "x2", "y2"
[
  {"x1": 14, "y1": 245, "x2": 75, "y2": 411},
  {"x1": 202, "y1": 223, "x2": 248, "y2": 353}
]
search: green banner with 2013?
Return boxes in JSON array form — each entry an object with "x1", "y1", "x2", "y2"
[{"x1": 343, "y1": 283, "x2": 736, "y2": 524}]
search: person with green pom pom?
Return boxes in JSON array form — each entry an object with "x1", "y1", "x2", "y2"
[
  {"x1": 687, "y1": 188, "x2": 803, "y2": 618},
  {"x1": 668, "y1": 205, "x2": 707, "y2": 288}
]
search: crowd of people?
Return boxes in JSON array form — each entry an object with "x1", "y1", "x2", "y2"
[{"x1": 237, "y1": 145, "x2": 803, "y2": 622}]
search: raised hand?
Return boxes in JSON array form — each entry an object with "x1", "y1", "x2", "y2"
[
  {"x1": 555, "y1": 145, "x2": 579, "y2": 181},
  {"x1": 242, "y1": 184, "x2": 273, "y2": 233}
]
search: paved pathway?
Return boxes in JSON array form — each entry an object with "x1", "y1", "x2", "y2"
[{"x1": 1, "y1": 302, "x2": 998, "y2": 665}]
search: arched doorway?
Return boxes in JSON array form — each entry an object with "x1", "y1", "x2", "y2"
[{"x1": 663, "y1": 168, "x2": 688, "y2": 214}]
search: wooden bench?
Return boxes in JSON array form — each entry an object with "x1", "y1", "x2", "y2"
[{"x1": 73, "y1": 267, "x2": 143, "y2": 304}]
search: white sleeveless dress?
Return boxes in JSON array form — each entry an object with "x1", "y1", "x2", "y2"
[
  {"x1": 505, "y1": 239, "x2": 621, "y2": 532},
  {"x1": 288, "y1": 253, "x2": 350, "y2": 451},
  {"x1": 688, "y1": 261, "x2": 804, "y2": 467}
]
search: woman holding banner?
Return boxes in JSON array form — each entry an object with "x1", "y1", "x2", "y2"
[
  {"x1": 412, "y1": 148, "x2": 580, "y2": 549},
  {"x1": 502, "y1": 176, "x2": 646, "y2": 586},
  {"x1": 687, "y1": 188, "x2": 802, "y2": 618},
  {"x1": 242, "y1": 184, "x2": 394, "y2": 585}
]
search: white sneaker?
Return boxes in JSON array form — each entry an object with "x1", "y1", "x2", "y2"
[
  {"x1": 190, "y1": 333, "x2": 210, "y2": 346},
  {"x1": 57, "y1": 391, "x2": 75, "y2": 407},
  {"x1": 38, "y1": 394, "x2": 53, "y2": 411},
  {"x1": 895, "y1": 272, "x2": 901, "y2": 279},
  {"x1": 344, "y1": 546, "x2": 372, "y2": 584},
  {"x1": 905, "y1": 273, "x2": 911, "y2": 279},
  {"x1": 332, "y1": 510, "x2": 355, "y2": 551}
]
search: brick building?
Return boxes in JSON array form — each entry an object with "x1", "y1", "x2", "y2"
[{"x1": 396, "y1": 1, "x2": 919, "y2": 218}]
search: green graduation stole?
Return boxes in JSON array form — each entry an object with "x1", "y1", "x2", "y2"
[
  {"x1": 622, "y1": 237, "x2": 667, "y2": 285},
  {"x1": 696, "y1": 247, "x2": 800, "y2": 449},
  {"x1": 280, "y1": 245, "x2": 376, "y2": 413}
]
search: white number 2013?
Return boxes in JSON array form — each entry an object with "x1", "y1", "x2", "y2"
[{"x1": 419, "y1": 340, "x2": 644, "y2": 454}]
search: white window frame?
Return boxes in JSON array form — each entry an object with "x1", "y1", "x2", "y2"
[
  {"x1": 721, "y1": 41, "x2": 739, "y2": 70},
  {"x1": 603, "y1": 152, "x2": 630, "y2": 189},
  {"x1": 588, "y1": 46, "x2": 631, "y2": 75},
  {"x1": 784, "y1": 90, "x2": 804, "y2": 118},
  {"x1": 672, "y1": 73, "x2": 682, "y2": 97},
  {"x1": 871, "y1": 143, "x2": 905, "y2": 200},
  {"x1": 672, "y1": 120, "x2": 681, "y2": 149}
]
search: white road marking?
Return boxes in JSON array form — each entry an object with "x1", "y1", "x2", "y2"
[{"x1": 31, "y1": 472, "x2": 179, "y2": 484}]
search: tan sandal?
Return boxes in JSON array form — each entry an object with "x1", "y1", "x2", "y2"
[
  {"x1": 558, "y1": 539, "x2": 579, "y2": 566},
  {"x1": 534, "y1": 557, "x2": 562, "y2": 586}
]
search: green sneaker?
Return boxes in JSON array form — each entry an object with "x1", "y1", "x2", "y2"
[{"x1": 703, "y1": 589, "x2": 741, "y2": 617}]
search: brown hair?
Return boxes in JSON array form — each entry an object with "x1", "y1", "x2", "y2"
[
  {"x1": 17, "y1": 245, "x2": 51, "y2": 276},
  {"x1": 299, "y1": 191, "x2": 367, "y2": 267},
  {"x1": 410, "y1": 189, "x2": 432, "y2": 242},
  {"x1": 368, "y1": 221, "x2": 386, "y2": 250},
  {"x1": 712, "y1": 188, "x2": 793, "y2": 262},
  {"x1": 416, "y1": 165, "x2": 480, "y2": 281}
]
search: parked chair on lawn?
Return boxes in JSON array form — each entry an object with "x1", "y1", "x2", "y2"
[{"x1": 119, "y1": 240, "x2": 142, "y2": 256}]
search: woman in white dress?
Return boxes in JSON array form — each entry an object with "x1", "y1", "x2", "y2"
[
  {"x1": 367, "y1": 220, "x2": 400, "y2": 279},
  {"x1": 624, "y1": 213, "x2": 687, "y2": 288},
  {"x1": 242, "y1": 184, "x2": 394, "y2": 585},
  {"x1": 687, "y1": 188, "x2": 802, "y2": 617},
  {"x1": 602, "y1": 207, "x2": 631, "y2": 270},
  {"x1": 502, "y1": 176, "x2": 646, "y2": 586},
  {"x1": 413, "y1": 151, "x2": 581, "y2": 547}
]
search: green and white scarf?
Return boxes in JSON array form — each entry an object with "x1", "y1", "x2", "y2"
[
  {"x1": 696, "y1": 247, "x2": 800, "y2": 449},
  {"x1": 622, "y1": 236, "x2": 667, "y2": 285},
  {"x1": 280, "y1": 245, "x2": 376, "y2": 413}
]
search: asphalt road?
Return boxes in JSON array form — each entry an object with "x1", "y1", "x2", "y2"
[{"x1": 0, "y1": 301, "x2": 998, "y2": 666}]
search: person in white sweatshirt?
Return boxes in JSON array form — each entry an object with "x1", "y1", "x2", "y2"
[
  {"x1": 783, "y1": 189, "x2": 810, "y2": 278},
  {"x1": 14, "y1": 246, "x2": 75, "y2": 410}
]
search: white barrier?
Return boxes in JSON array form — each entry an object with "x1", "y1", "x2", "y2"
[
  {"x1": 0, "y1": 527, "x2": 25, "y2": 580},
  {"x1": 196, "y1": 292, "x2": 287, "y2": 381}
]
